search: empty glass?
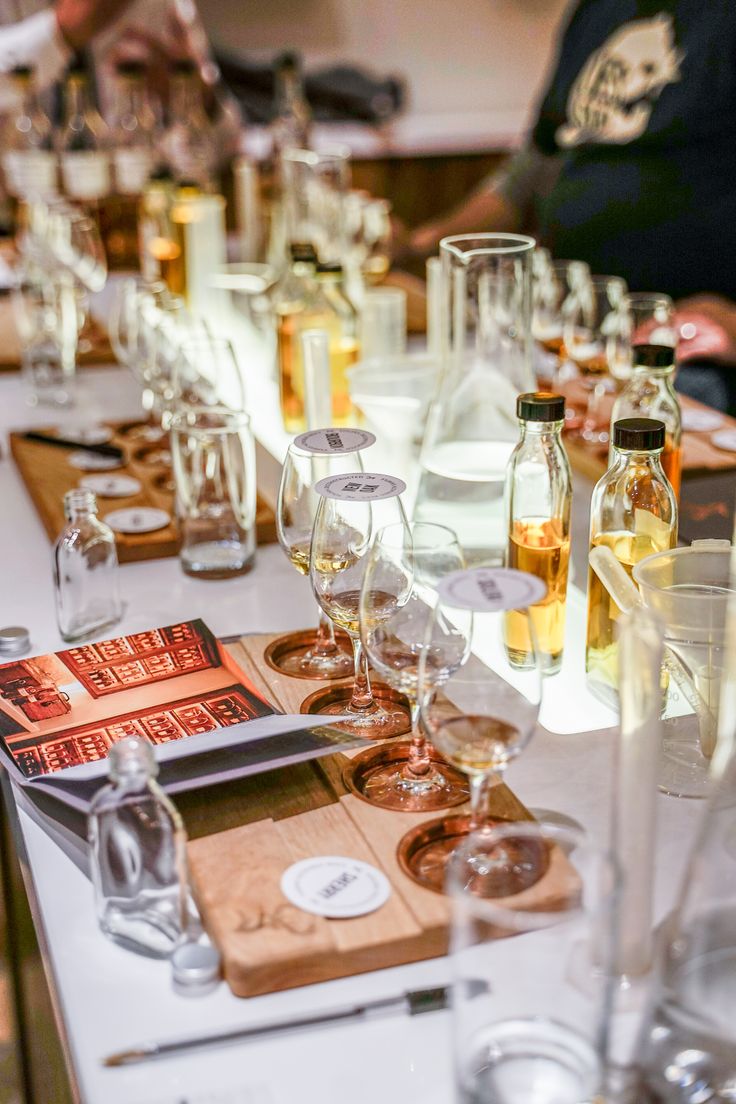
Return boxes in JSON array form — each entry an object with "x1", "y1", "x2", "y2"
[
  {"x1": 450, "y1": 822, "x2": 616, "y2": 1103},
  {"x1": 281, "y1": 146, "x2": 351, "y2": 264},
  {"x1": 564, "y1": 274, "x2": 628, "y2": 443},
  {"x1": 612, "y1": 292, "x2": 677, "y2": 386},
  {"x1": 13, "y1": 272, "x2": 77, "y2": 407},
  {"x1": 172, "y1": 335, "x2": 246, "y2": 416},
  {"x1": 170, "y1": 408, "x2": 256, "y2": 579}
]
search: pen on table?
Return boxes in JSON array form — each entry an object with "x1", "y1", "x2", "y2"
[
  {"x1": 22, "y1": 431, "x2": 124, "y2": 460},
  {"x1": 103, "y1": 986, "x2": 453, "y2": 1067}
]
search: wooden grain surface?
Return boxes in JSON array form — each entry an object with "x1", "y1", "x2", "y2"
[
  {"x1": 9, "y1": 423, "x2": 277, "y2": 562},
  {"x1": 187, "y1": 632, "x2": 543, "y2": 999}
]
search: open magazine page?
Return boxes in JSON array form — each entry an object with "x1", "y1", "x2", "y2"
[{"x1": 0, "y1": 619, "x2": 361, "y2": 812}]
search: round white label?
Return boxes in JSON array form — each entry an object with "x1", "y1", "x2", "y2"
[
  {"x1": 104, "y1": 507, "x2": 171, "y2": 534},
  {"x1": 437, "y1": 567, "x2": 547, "y2": 612},
  {"x1": 294, "y1": 428, "x2": 376, "y2": 455},
  {"x1": 68, "y1": 451, "x2": 122, "y2": 472},
  {"x1": 61, "y1": 151, "x2": 111, "y2": 201},
  {"x1": 113, "y1": 148, "x2": 153, "y2": 195},
  {"x1": 61, "y1": 424, "x2": 112, "y2": 445},
  {"x1": 280, "y1": 856, "x2": 391, "y2": 918},
  {"x1": 314, "y1": 472, "x2": 406, "y2": 502},
  {"x1": 80, "y1": 474, "x2": 142, "y2": 498},
  {"x1": 711, "y1": 429, "x2": 736, "y2": 453}
]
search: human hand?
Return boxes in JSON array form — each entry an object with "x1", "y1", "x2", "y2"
[
  {"x1": 55, "y1": 0, "x2": 135, "y2": 50},
  {"x1": 674, "y1": 294, "x2": 736, "y2": 365}
]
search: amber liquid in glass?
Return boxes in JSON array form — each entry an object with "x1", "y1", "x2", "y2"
[
  {"x1": 575, "y1": 352, "x2": 609, "y2": 378},
  {"x1": 149, "y1": 235, "x2": 184, "y2": 294},
  {"x1": 277, "y1": 311, "x2": 358, "y2": 433},
  {"x1": 321, "y1": 587, "x2": 396, "y2": 635},
  {"x1": 505, "y1": 518, "x2": 570, "y2": 674},
  {"x1": 662, "y1": 438, "x2": 682, "y2": 500},
  {"x1": 431, "y1": 714, "x2": 522, "y2": 775}
]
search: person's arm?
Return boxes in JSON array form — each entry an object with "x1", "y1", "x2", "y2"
[
  {"x1": 406, "y1": 142, "x2": 556, "y2": 258},
  {"x1": 674, "y1": 295, "x2": 736, "y2": 365}
]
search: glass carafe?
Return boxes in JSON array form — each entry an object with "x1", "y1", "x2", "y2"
[{"x1": 413, "y1": 233, "x2": 536, "y2": 567}]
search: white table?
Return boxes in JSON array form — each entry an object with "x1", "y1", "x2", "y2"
[{"x1": 0, "y1": 359, "x2": 703, "y2": 1104}]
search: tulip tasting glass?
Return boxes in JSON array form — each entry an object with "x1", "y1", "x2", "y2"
[
  {"x1": 450, "y1": 822, "x2": 617, "y2": 1104},
  {"x1": 170, "y1": 408, "x2": 256, "y2": 578}
]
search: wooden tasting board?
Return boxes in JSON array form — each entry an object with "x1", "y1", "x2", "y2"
[
  {"x1": 185, "y1": 633, "x2": 559, "y2": 1000},
  {"x1": 0, "y1": 295, "x2": 113, "y2": 370},
  {"x1": 9, "y1": 422, "x2": 277, "y2": 563}
]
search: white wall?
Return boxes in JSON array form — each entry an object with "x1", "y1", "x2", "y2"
[{"x1": 201, "y1": 0, "x2": 572, "y2": 142}]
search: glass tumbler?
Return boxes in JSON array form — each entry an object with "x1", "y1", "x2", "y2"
[
  {"x1": 170, "y1": 408, "x2": 256, "y2": 579},
  {"x1": 450, "y1": 822, "x2": 617, "y2": 1104}
]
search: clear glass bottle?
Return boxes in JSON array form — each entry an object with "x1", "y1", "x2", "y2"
[
  {"x1": 163, "y1": 59, "x2": 217, "y2": 191},
  {"x1": 610, "y1": 343, "x2": 682, "y2": 499},
  {"x1": 138, "y1": 168, "x2": 178, "y2": 283},
  {"x1": 586, "y1": 418, "x2": 677, "y2": 705},
  {"x1": 2, "y1": 65, "x2": 56, "y2": 203},
  {"x1": 53, "y1": 489, "x2": 122, "y2": 642},
  {"x1": 276, "y1": 251, "x2": 359, "y2": 431},
  {"x1": 504, "y1": 392, "x2": 572, "y2": 675},
  {"x1": 105, "y1": 60, "x2": 157, "y2": 269},
  {"x1": 271, "y1": 50, "x2": 312, "y2": 156},
  {"x1": 88, "y1": 736, "x2": 189, "y2": 958},
  {"x1": 58, "y1": 63, "x2": 111, "y2": 205}
]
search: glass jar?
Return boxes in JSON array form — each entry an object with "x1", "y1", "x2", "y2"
[
  {"x1": 88, "y1": 736, "x2": 189, "y2": 957},
  {"x1": 610, "y1": 343, "x2": 682, "y2": 499},
  {"x1": 53, "y1": 489, "x2": 122, "y2": 641},
  {"x1": 586, "y1": 417, "x2": 677, "y2": 705},
  {"x1": 505, "y1": 392, "x2": 572, "y2": 675}
]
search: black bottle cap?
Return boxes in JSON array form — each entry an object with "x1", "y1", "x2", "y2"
[
  {"x1": 289, "y1": 242, "x2": 317, "y2": 263},
  {"x1": 316, "y1": 261, "x2": 343, "y2": 275},
  {"x1": 517, "y1": 392, "x2": 565, "y2": 422},
  {"x1": 613, "y1": 417, "x2": 665, "y2": 451},
  {"x1": 632, "y1": 343, "x2": 675, "y2": 370}
]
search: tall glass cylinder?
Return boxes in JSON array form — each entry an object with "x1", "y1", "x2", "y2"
[{"x1": 414, "y1": 234, "x2": 536, "y2": 567}]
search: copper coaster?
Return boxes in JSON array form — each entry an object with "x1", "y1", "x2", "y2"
[
  {"x1": 344, "y1": 743, "x2": 470, "y2": 812},
  {"x1": 397, "y1": 814, "x2": 549, "y2": 896},
  {"x1": 264, "y1": 629, "x2": 353, "y2": 681},
  {"x1": 301, "y1": 683, "x2": 411, "y2": 739}
]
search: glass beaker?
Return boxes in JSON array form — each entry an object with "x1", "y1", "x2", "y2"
[
  {"x1": 413, "y1": 234, "x2": 536, "y2": 567},
  {"x1": 633, "y1": 540, "x2": 735, "y2": 798}
]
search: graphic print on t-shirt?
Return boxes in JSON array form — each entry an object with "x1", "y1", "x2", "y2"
[{"x1": 557, "y1": 13, "x2": 684, "y2": 147}]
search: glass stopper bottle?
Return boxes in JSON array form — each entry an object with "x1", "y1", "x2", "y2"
[
  {"x1": 586, "y1": 417, "x2": 677, "y2": 705},
  {"x1": 88, "y1": 736, "x2": 189, "y2": 958},
  {"x1": 610, "y1": 343, "x2": 682, "y2": 499},
  {"x1": 58, "y1": 61, "x2": 111, "y2": 206},
  {"x1": 2, "y1": 65, "x2": 56, "y2": 205},
  {"x1": 163, "y1": 59, "x2": 217, "y2": 191},
  {"x1": 53, "y1": 489, "x2": 122, "y2": 642},
  {"x1": 271, "y1": 50, "x2": 312, "y2": 157},
  {"x1": 504, "y1": 392, "x2": 572, "y2": 675}
]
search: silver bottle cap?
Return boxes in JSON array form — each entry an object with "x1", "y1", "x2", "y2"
[
  {"x1": 0, "y1": 626, "x2": 30, "y2": 655},
  {"x1": 171, "y1": 941, "x2": 221, "y2": 997}
]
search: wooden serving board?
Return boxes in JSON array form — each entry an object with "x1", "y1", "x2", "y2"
[
  {"x1": 9, "y1": 422, "x2": 277, "y2": 563},
  {"x1": 187, "y1": 633, "x2": 548, "y2": 999},
  {"x1": 0, "y1": 295, "x2": 113, "y2": 370}
]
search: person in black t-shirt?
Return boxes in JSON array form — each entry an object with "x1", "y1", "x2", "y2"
[{"x1": 406, "y1": 1, "x2": 736, "y2": 412}]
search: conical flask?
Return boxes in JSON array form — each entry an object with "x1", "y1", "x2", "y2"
[{"x1": 413, "y1": 233, "x2": 536, "y2": 566}]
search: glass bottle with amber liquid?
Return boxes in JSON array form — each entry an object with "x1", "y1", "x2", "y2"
[
  {"x1": 609, "y1": 343, "x2": 682, "y2": 499},
  {"x1": 107, "y1": 60, "x2": 156, "y2": 269},
  {"x1": 277, "y1": 257, "x2": 358, "y2": 432},
  {"x1": 138, "y1": 168, "x2": 177, "y2": 283},
  {"x1": 586, "y1": 417, "x2": 677, "y2": 706},
  {"x1": 504, "y1": 392, "x2": 572, "y2": 675},
  {"x1": 58, "y1": 62, "x2": 111, "y2": 219}
]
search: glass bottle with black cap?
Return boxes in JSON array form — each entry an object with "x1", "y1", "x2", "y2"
[
  {"x1": 609, "y1": 343, "x2": 682, "y2": 499},
  {"x1": 505, "y1": 391, "x2": 572, "y2": 675},
  {"x1": 586, "y1": 417, "x2": 677, "y2": 705}
]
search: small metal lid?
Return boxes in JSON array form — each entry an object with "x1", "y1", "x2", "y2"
[
  {"x1": 0, "y1": 626, "x2": 30, "y2": 655},
  {"x1": 613, "y1": 417, "x2": 665, "y2": 452},
  {"x1": 316, "y1": 261, "x2": 343, "y2": 275},
  {"x1": 171, "y1": 941, "x2": 221, "y2": 997},
  {"x1": 632, "y1": 343, "x2": 675, "y2": 370},
  {"x1": 289, "y1": 241, "x2": 318, "y2": 264},
  {"x1": 517, "y1": 392, "x2": 565, "y2": 422}
]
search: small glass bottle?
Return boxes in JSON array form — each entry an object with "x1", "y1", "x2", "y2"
[
  {"x1": 138, "y1": 167, "x2": 178, "y2": 283},
  {"x1": 58, "y1": 62, "x2": 111, "y2": 206},
  {"x1": 271, "y1": 51, "x2": 312, "y2": 157},
  {"x1": 610, "y1": 343, "x2": 682, "y2": 499},
  {"x1": 53, "y1": 490, "x2": 122, "y2": 642},
  {"x1": 275, "y1": 241, "x2": 318, "y2": 420},
  {"x1": 2, "y1": 65, "x2": 56, "y2": 205},
  {"x1": 586, "y1": 417, "x2": 677, "y2": 704},
  {"x1": 88, "y1": 736, "x2": 189, "y2": 958},
  {"x1": 504, "y1": 392, "x2": 572, "y2": 675},
  {"x1": 277, "y1": 259, "x2": 358, "y2": 432},
  {"x1": 163, "y1": 59, "x2": 217, "y2": 191}
]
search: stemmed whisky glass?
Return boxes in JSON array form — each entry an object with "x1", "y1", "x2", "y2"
[
  {"x1": 563, "y1": 274, "x2": 628, "y2": 442},
  {"x1": 309, "y1": 474, "x2": 412, "y2": 734},
  {"x1": 348, "y1": 521, "x2": 470, "y2": 810},
  {"x1": 275, "y1": 442, "x2": 358, "y2": 679}
]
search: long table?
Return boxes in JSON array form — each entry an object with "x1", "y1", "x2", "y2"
[{"x1": 0, "y1": 357, "x2": 707, "y2": 1104}]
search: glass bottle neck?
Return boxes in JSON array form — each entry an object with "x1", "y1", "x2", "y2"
[
  {"x1": 64, "y1": 489, "x2": 98, "y2": 521},
  {"x1": 170, "y1": 74, "x2": 206, "y2": 123},
  {"x1": 115, "y1": 78, "x2": 148, "y2": 126},
  {"x1": 632, "y1": 365, "x2": 675, "y2": 384},
  {"x1": 611, "y1": 446, "x2": 665, "y2": 467},
  {"x1": 14, "y1": 77, "x2": 40, "y2": 119},
  {"x1": 519, "y1": 419, "x2": 564, "y2": 438},
  {"x1": 65, "y1": 77, "x2": 93, "y2": 122},
  {"x1": 277, "y1": 70, "x2": 305, "y2": 114}
]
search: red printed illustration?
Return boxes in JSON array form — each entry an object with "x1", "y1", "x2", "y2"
[{"x1": 0, "y1": 620, "x2": 274, "y2": 778}]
